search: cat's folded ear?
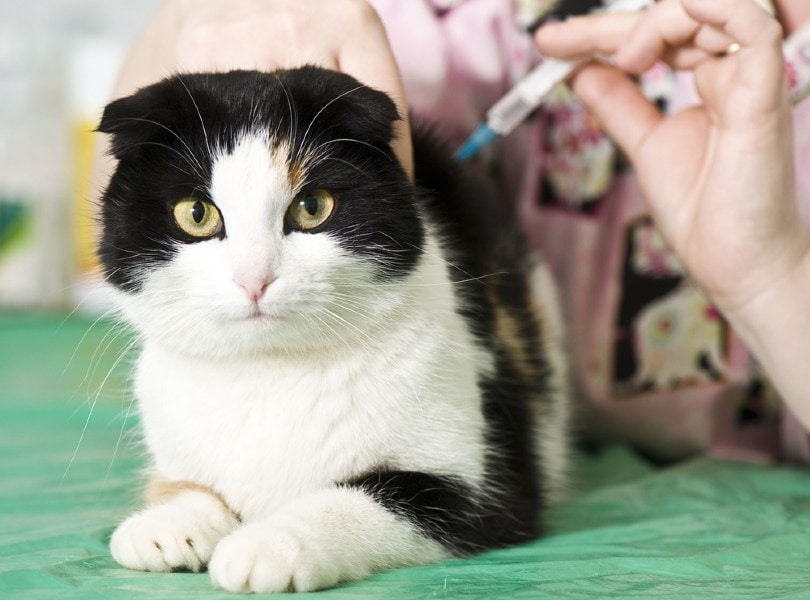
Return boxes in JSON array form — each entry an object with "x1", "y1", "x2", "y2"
[
  {"x1": 287, "y1": 66, "x2": 402, "y2": 152},
  {"x1": 331, "y1": 82, "x2": 401, "y2": 150},
  {"x1": 97, "y1": 82, "x2": 180, "y2": 160}
]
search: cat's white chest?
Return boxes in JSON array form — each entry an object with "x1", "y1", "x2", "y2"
[
  {"x1": 135, "y1": 346, "x2": 388, "y2": 519},
  {"x1": 134, "y1": 317, "x2": 488, "y2": 521}
]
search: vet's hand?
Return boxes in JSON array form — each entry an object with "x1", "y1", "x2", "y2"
[
  {"x1": 535, "y1": 0, "x2": 803, "y2": 318},
  {"x1": 112, "y1": 0, "x2": 413, "y2": 179}
]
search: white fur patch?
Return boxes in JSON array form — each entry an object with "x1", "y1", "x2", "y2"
[
  {"x1": 208, "y1": 134, "x2": 288, "y2": 288},
  {"x1": 528, "y1": 261, "x2": 570, "y2": 504}
]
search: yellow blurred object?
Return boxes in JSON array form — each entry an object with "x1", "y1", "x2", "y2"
[
  {"x1": 72, "y1": 119, "x2": 100, "y2": 277},
  {"x1": 66, "y1": 35, "x2": 126, "y2": 311}
]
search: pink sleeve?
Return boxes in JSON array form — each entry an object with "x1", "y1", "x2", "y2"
[{"x1": 785, "y1": 20, "x2": 810, "y2": 104}]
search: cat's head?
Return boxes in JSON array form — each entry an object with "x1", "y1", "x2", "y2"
[{"x1": 98, "y1": 67, "x2": 424, "y2": 358}]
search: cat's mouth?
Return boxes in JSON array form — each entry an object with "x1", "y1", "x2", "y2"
[
  {"x1": 227, "y1": 305, "x2": 279, "y2": 324},
  {"x1": 245, "y1": 308, "x2": 275, "y2": 321}
]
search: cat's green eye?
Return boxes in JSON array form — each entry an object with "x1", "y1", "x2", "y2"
[
  {"x1": 173, "y1": 198, "x2": 223, "y2": 238},
  {"x1": 286, "y1": 188, "x2": 335, "y2": 232}
]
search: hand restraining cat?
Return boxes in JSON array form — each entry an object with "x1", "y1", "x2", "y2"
[{"x1": 98, "y1": 66, "x2": 569, "y2": 594}]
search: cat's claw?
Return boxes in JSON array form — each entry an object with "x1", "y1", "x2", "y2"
[{"x1": 110, "y1": 494, "x2": 239, "y2": 573}]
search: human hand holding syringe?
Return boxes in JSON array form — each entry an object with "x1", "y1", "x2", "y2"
[
  {"x1": 533, "y1": 0, "x2": 810, "y2": 436},
  {"x1": 457, "y1": 0, "x2": 810, "y2": 161}
]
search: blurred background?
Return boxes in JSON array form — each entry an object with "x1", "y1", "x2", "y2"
[{"x1": 0, "y1": 0, "x2": 162, "y2": 313}]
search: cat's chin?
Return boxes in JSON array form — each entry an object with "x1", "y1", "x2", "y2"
[{"x1": 149, "y1": 326, "x2": 288, "y2": 361}]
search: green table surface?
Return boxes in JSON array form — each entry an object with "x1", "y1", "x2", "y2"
[{"x1": 2, "y1": 312, "x2": 810, "y2": 599}]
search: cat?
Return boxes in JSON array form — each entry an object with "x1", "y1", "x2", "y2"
[{"x1": 97, "y1": 66, "x2": 569, "y2": 594}]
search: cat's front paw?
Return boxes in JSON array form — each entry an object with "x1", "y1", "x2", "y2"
[
  {"x1": 208, "y1": 520, "x2": 341, "y2": 593},
  {"x1": 110, "y1": 492, "x2": 239, "y2": 573}
]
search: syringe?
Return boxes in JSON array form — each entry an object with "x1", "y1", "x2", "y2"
[{"x1": 454, "y1": 0, "x2": 652, "y2": 162}]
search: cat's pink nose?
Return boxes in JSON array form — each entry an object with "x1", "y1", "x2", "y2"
[{"x1": 234, "y1": 274, "x2": 276, "y2": 303}]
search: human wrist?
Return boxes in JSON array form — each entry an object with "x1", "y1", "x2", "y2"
[
  {"x1": 717, "y1": 239, "x2": 810, "y2": 352},
  {"x1": 720, "y1": 247, "x2": 810, "y2": 429},
  {"x1": 712, "y1": 231, "x2": 810, "y2": 320}
]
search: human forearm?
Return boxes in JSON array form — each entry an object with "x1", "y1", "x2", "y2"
[{"x1": 721, "y1": 250, "x2": 810, "y2": 430}]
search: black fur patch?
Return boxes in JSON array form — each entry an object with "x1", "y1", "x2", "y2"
[
  {"x1": 337, "y1": 130, "x2": 555, "y2": 556},
  {"x1": 345, "y1": 470, "x2": 538, "y2": 555}
]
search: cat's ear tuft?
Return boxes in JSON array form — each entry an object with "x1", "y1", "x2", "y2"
[{"x1": 97, "y1": 82, "x2": 179, "y2": 160}]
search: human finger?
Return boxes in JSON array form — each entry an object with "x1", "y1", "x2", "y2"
[
  {"x1": 533, "y1": 12, "x2": 642, "y2": 60},
  {"x1": 682, "y1": 0, "x2": 786, "y2": 102},
  {"x1": 660, "y1": 46, "x2": 715, "y2": 71},
  {"x1": 536, "y1": 1, "x2": 735, "y2": 74},
  {"x1": 565, "y1": 61, "x2": 663, "y2": 165},
  {"x1": 682, "y1": 0, "x2": 780, "y2": 48},
  {"x1": 690, "y1": 24, "x2": 737, "y2": 56},
  {"x1": 613, "y1": 0, "x2": 702, "y2": 73}
]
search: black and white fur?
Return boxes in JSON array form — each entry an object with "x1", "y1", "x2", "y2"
[{"x1": 98, "y1": 67, "x2": 569, "y2": 593}]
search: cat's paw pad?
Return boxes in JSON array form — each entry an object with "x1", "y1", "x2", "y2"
[
  {"x1": 110, "y1": 495, "x2": 238, "y2": 573},
  {"x1": 208, "y1": 522, "x2": 341, "y2": 593}
]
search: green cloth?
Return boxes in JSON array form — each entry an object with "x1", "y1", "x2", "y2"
[{"x1": 2, "y1": 312, "x2": 810, "y2": 599}]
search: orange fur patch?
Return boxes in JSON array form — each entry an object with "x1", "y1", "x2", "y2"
[
  {"x1": 145, "y1": 476, "x2": 241, "y2": 522},
  {"x1": 488, "y1": 285, "x2": 539, "y2": 383}
]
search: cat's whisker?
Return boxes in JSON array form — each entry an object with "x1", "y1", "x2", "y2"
[
  {"x1": 317, "y1": 157, "x2": 372, "y2": 180},
  {"x1": 57, "y1": 281, "x2": 117, "y2": 331},
  {"x1": 272, "y1": 73, "x2": 299, "y2": 164},
  {"x1": 281, "y1": 293, "x2": 380, "y2": 357},
  {"x1": 72, "y1": 320, "x2": 129, "y2": 414},
  {"x1": 297, "y1": 84, "x2": 366, "y2": 158},
  {"x1": 375, "y1": 230, "x2": 484, "y2": 283},
  {"x1": 300, "y1": 314, "x2": 342, "y2": 354},
  {"x1": 108, "y1": 139, "x2": 202, "y2": 180},
  {"x1": 106, "y1": 116, "x2": 207, "y2": 177},
  {"x1": 310, "y1": 138, "x2": 393, "y2": 163},
  {"x1": 61, "y1": 322, "x2": 134, "y2": 487},
  {"x1": 322, "y1": 299, "x2": 390, "y2": 330},
  {"x1": 61, "y1": 304, "x2": 121, "y2": 385},
  {"x1": 305, "y1": 312, "x2": 354, "y2": 356},
  {"x1": 176, "y1": 75, "x2": 213, "y2": 166},
  {"x1": 318, "y1": 307, "x2": 383, "y2": 352},
  {"x1": 104, "y1": 337, "x2": 141, "y2": 483},
  {"x1": 323, "y1": 271, "x2": 509, "y2": 289}
]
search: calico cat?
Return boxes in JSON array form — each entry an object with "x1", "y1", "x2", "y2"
[{"x1": 98, "y1": 66, "x2": 569, "y2": 593}]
